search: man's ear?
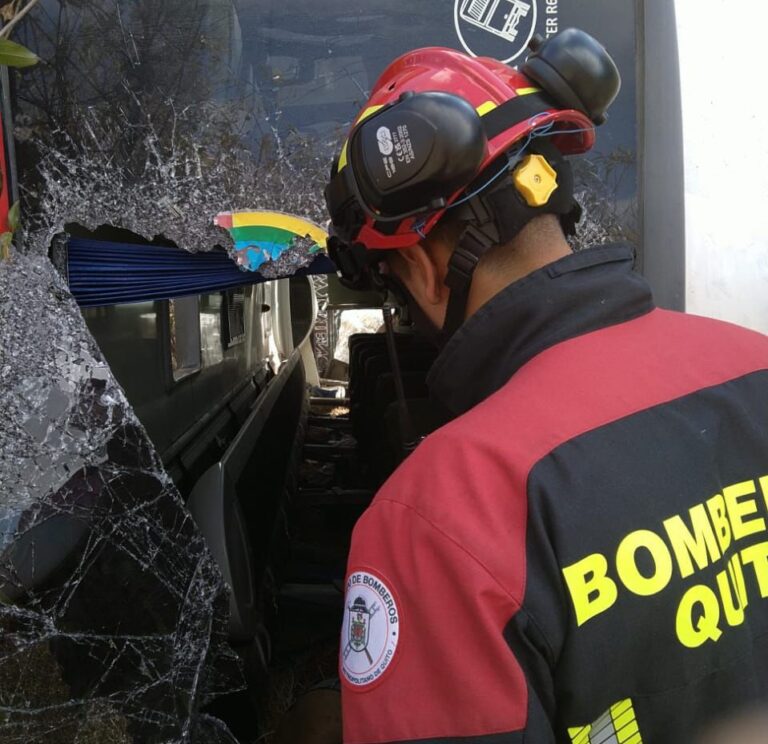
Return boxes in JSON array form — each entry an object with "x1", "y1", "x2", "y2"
[{"x1": 397, "y1": 243, "x2": 446, "y2": 306}]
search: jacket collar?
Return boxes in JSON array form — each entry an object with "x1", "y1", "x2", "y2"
[{"x1": 427, "y1": 244, "x2": 655, "y2": 417}]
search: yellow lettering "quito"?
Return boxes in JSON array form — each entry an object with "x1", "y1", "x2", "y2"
[{"x1": 562, "y1": 475, "x2": 768, "y2": 647}]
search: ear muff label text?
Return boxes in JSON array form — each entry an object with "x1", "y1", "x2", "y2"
[{"x1": 562, "y1": 474, "x2": 768, "y2": 648}]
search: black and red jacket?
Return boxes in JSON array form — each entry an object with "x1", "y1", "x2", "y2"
[{"x1": 340, "y1": 244, "x2": 768, "y2": 744}]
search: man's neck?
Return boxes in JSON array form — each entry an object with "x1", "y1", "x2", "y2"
[{"x1": 465, "y1": 239, "x2": 572, "y2": 318}]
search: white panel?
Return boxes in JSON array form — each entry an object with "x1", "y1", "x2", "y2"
[{"x1": 677, "y1": 0, "x2": 768, "y2": 332}]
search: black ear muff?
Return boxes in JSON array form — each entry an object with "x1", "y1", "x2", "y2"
[
  {"x1": 348, "y1": 91, "x2": 488, "y2": 220},
  {"x1": 522, "y1": 28, "x2": 621, "y2": 125}
]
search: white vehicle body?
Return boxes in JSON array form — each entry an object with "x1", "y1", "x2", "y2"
[{"x1": 677, "y1": 0, "x2": 768, "y2": 334}]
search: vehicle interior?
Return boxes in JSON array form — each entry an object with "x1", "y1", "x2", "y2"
[{"x1": 72, "y1": 264, "x2": 444, "y2": 738}]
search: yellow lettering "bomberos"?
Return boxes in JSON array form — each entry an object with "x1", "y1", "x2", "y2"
[{"x1": 562, "y1": 475, "x2": 768, "y2": 647}]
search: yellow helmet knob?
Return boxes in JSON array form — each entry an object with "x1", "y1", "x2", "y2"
[{"x1": 512, "y1": 154, "x2": 558, "y2": 207}]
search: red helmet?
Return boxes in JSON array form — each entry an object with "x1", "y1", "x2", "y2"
[{"x1": 325, "y1": 28, "x2": 620, "y2": 331}]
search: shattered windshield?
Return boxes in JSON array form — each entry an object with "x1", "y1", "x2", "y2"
[{"x1": 0, "y1": 252, "x2": 242, "y2": 743}]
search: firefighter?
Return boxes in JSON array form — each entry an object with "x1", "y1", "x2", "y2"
[{"x1": 325, "y1": 29, "x2": 768, "y2": 744}]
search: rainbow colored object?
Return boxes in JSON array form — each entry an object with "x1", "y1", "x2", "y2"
[{"x1": 215, "y1": 210, "x2": 328, "y2": 272}]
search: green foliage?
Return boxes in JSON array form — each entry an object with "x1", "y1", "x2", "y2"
[
  {"x1": 0, "y1": 0, "x2": 40, "y2": 260},
  {"x1": 0, "y1": 230, "x2": 12, "y2": 260},
  {"x1": 0, "y1": 37, "x2": 38, "y2": 67},
  {"x1": 1, "y1": 201, "x2": 19, "y2": 259},
  {"x1": 7, "y1": 199, "x2": 19, "y2": 231}
]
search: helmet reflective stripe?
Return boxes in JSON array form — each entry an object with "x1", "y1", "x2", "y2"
[{"x1": 337, "y1": 104, "x2": 384, "y2": 172}]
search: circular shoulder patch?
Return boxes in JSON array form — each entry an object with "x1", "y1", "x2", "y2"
[{"x1": 341, "y1": 570, "x2": 400, "y2": 688}]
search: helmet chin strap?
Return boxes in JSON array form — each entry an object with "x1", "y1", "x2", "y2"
[
  {"x1": 442, "y1": 213, "x2": 499, "y2": 339},
  {"x1": 440, "y1": 141, "x2": 581, "y2": 339},
  {"x1": 373, "y1": 206, "x2": 498, "y2": 345}
]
